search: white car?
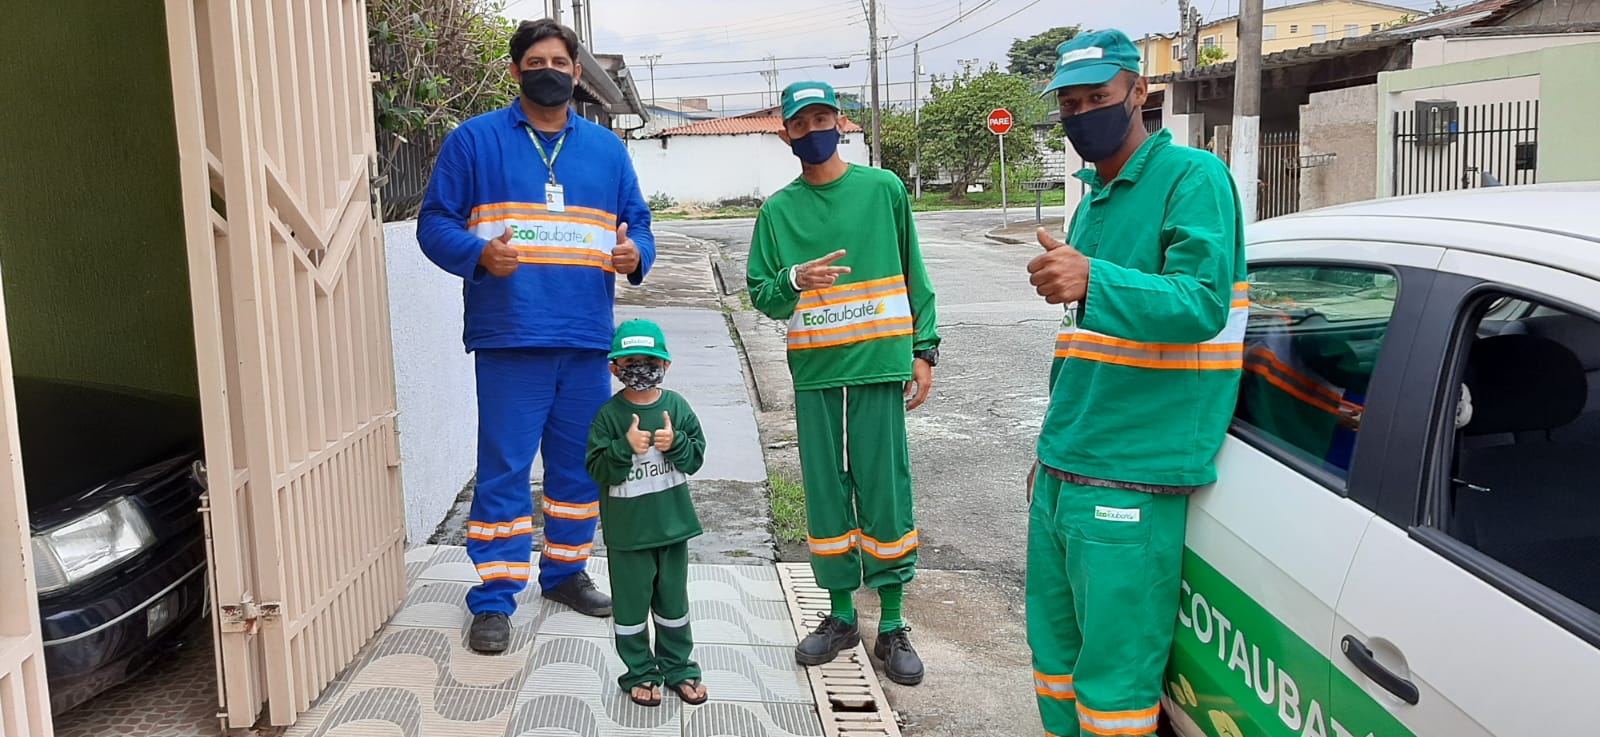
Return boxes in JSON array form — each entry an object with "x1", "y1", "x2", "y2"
[{"x1": 1164, "y1": 183, "x2": 1600, "y2": 737}]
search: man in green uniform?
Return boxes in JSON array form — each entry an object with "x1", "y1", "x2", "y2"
[
  {"x1": 585, "y1": 319, "x2": 709, "y2": 707},
  {"x1": 747, "y1": 81, "x2": 940, "y2": 686},
  {"x1": 1024, "y1": 31, "x2": 1248, "y2": 737}
]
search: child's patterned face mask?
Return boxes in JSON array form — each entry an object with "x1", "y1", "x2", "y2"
[{"x1": 617, "y1": 361, "x2": 665, "y2": 392}]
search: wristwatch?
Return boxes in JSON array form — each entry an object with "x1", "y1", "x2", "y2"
[{"x1": 914, "y1": 348, "x2": 939, "y2": 367}]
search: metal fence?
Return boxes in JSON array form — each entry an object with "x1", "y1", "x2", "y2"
[
  {"x1": 377, "y1": 132, "x2": 439, "y2": 222},
  {"x1": 1259, "y1": 130, "x2": 1301, "y2": 220},
  {"x1": 1392, "y1": 100, "x2": 1538, "y2": 196}
]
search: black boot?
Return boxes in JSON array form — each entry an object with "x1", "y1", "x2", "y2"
[
  {"x1": 542, "y1": 571, "x2": 613, "y2": 617},
  {"x1": 873, "y1": 626, "x2": 925, "y2": 686},
  {"x1": 794, "y1": 615, "x2": 861, "y2": 666},
  {"x1": 468, "y1": 613, "x2": 511, "y2": 654}
]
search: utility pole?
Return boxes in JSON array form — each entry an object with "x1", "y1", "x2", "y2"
[
  {"x1": 759, "y1": 55, "x2": 779, "y2": 107},
  {"x1": 913, "y1": 43, "x2": 923, "y2": 199},
  {"x1": 1178, "y1": 0, "x2": 1194, "y2": 71},
  {"x1": 641, "y1": 54, "x2": 661, "y2": 110},
  {"x1": 868, "y1": 0, "x2": 882, "y2": 167},
  {"x1": 572, "y1": 0, "x2": 586, "y2": 45},
  {"x1": 881, "y1": 35, "x2": 898, "y2": 111},
  {"x1": 1232, "y1": 0, "x2": 1263, "y2": 223}
]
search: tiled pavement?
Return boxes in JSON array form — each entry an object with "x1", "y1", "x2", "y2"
[{"x1": 284, "y1": 545, "x2": 825, "y2": 737}]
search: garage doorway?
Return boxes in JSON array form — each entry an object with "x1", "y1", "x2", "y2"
[{"x1": 0, "y1": 0, "x2": 406, "y2": 732}]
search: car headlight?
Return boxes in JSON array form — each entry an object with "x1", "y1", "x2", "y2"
[{"x1": 32, "y1": 498, "x2": 156, "y2": 595}]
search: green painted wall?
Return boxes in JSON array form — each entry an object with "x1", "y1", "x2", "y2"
[
  {"x1": 1378, "y1": 41, "x2": 1600, "y2": 195},
  {"x1": 0, "y1": 2, "x2": 199, "y2": 398}
]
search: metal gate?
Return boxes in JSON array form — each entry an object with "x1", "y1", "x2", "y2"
[
  {"x1": 1393, "y1": 100, "x2": 1539, "y2": 196},
  {"x1": 0, "y1": 266, "x2": 52, "y2": 737},
  {"x1": 163, "y1": 0, "x2": 406, "y2": 728},
  {"x1": 1258, "y1": 130, "x2": 1301, "y2": 220}
]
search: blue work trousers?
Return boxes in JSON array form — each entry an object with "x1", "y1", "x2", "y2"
[{"x1": 466, "y1": 348, "x2": 610, "y2": 615}]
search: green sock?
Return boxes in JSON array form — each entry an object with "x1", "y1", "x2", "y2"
[
  {"x1": 878, "y1": 584, "x2": 905, "y2": 633},
  {"x1": 829, "y1": 589, "x2": 856, "y2": 624}
]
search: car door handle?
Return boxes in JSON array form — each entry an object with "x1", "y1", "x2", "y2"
[{"x1": 1341, "y1": 635, "x2": 1420, "y2": 705}]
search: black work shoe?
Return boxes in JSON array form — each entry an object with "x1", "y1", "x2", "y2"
[
  {"x1": 542, "y1": 571, "x2": 613, "y2": 618},
  {"x1": 795, "y1": 615, "x2": 861, "y2": 666},
  {"x1": 468, "y1": 613, "x2": 511, "y2": 654},
  {"x1": 873, "y1": 626, "x2": 925, "y2": 686}
]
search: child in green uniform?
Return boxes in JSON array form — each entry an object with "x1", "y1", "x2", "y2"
[{"x1": 585, "y1": 319, "x2": 709, "y2": 707}]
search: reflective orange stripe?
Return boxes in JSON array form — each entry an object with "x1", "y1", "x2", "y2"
[
  {"x1": 860, "y1": 530, "x2": 920, "y2": 560},
  {"x1": 1243, "y1": 347, "x2": 1362, "y2": 418},
  {"x1": 542, "y1": 542, "x2": 593, "y2": 561},
  {"x1": 796, "y1": 275, "x2": 906, "y2": 306},
  {"x1": 808, "y1": 529, "x2": 860, "y2": 556},
  {"x1": 475, "y1": 561, "x2": 532, "y2": 581},
  {"x1": 1077, "y1": 703, "x2": 1161, "y2": 736},
  {"x1": 469, "y1": 210, "x2": 616, "y2": 229},
  {"x1": 469, "y1": 201, "x2": 618, "y2": 223},
  {"x1": 543, "y1": 499, "x2": 599, "y2": 520},
  {"x1": 466, "y1": 516, "x2": 535, "y2": 541},
  {"x1": 788, "y1": 322, "x2": 915, "y2": 351},
  {"x1": 1034, "y1": 671, "x2": 1075, "y2": 700}
]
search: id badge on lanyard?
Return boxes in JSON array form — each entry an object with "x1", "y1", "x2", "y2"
[{"x1": 528, "y1": 127, "x2": 567, "y2": 213}]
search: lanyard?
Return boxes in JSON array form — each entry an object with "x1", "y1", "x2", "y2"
[{"x1": 526, "y1": 127, "x2": 568, "y2": 184}]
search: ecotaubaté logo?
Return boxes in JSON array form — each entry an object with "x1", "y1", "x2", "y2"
[
  {"x1": 513, "y1": 224, "x2": 595, "y2": 245},
  {"x1": 625, "y1": 458, "x2": 677, "y2": 483},
  {"x1": 801, "y1": 300, "x2": 888, "y2": 328}
]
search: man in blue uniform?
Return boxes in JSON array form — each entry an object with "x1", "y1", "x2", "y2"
[{"x1": 418, "y1": 18, "x2": 656, "y2": 654}]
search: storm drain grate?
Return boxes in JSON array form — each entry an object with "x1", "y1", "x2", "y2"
[{"x1": 777, "y1": 564, "x2": 902, "y2": 737}]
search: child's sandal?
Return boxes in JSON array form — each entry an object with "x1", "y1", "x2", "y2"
[
  {"x1": 629, "y1": 682, "x2": 663, "y2": 707},
  {"x1": 670, "y1": 679, "x2": 708, "y2": 705}
]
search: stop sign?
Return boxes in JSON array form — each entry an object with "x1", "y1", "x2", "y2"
[{"x1": 987, "y1": 108, "x2": 1014, "y2": 135}]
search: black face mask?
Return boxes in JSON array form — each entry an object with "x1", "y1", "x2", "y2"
[
  {"x1": 520, "y1": 68, "x2": 574, "y2": 108},
  {"x1": 1063, "y1": 83, "x2": 1137, "y2": 162}
]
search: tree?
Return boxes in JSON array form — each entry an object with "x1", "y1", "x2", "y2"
[
  {"x1": 369, "y1": 0, "x2": 517, "y2": 219},
  {"x1": 1197, "y1": 46, "x2": 1228, "y2": 67},
  {"x1": 875, "y1": 109, "x2": 918, "y2": 183},
  {"x1": 920, "y1": 66, "x2": 1043, "y2": 201},
  {"x1": 1007, "y1": 26, "x2": 1081, "y2": 79}
]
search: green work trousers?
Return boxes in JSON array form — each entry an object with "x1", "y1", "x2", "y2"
[
  {"x1": 1027, "y1": 472, "x2": 1188, "y2": 737},
  {"x1": 796, "y1": 383, "x2": 919, "y2": 592},
  {"x1": 609, "y1": 542, "x2": 700, "y2": 690}
]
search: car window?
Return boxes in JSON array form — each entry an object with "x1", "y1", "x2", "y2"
[
  {"x1": 1233, "y1": 266, "x2": 1399, "y2": 482},
  {"x1": 1440, "y1": 295, "x2": 1600, "y2": 614}
]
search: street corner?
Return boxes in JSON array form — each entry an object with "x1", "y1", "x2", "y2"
[
  {"x1": 617, "y1": 232, "x2": 722, "y2": 309},
  {"x1": 985, "y1": 216, "x2": 1066, "y2": 246}
]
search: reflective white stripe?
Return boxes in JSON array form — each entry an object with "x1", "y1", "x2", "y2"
[
  {"x1": 841, "y1": 386, "x2": 850, "y2": 474},
  {"x1": 542, "y1": 498, "x2": 599, "y2": 518},
  {"x1": 808, "y1": 530, "x2": 859, "y2": 555},
  {"x1": 1078, "y1": 706, "x2": 1160, "y2": 735},
  {"x1": 542, "y1": 544, "x2": 593, "y2": 561},
  {"x1": 860, "y1": 530, "x2": 920, "y2": 559},
  {"x1": 1035, "y1": 675, "x2": 1076, "y2": 698},
  {"x1": 467, "y1": 518, "x2": 535, "y2": 538},
  {"x1": 469, "y1": 218, "x2": 617, "y2": 257},
  {"x1": 652, "y1": 612, "x2": 690, "y2": 628},
  {"x1": 614, "y1": 621, "x2": 648, "y2": 636},
  {"x1": 609, "y1": 448, "x2": 688, "y2": 499}
]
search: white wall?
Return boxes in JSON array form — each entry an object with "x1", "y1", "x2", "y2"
[
  {"x1": 627, "y1": 132, "x2": 870, "y2": 205},
  {"x1": 383, "y1": 221, "x2": 477, "y2": 546}
]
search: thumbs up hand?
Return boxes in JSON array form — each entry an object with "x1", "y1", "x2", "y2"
[
  {"x1": 480, "y1": 226, "x2": 522, "y2": 277},
  {"x1": 653, "y1": 411, "x2": 675, "y2": 452},
  {"x1": 612, "y1": 222, "x2": 640, "y2": 275},
  {"x1": 627, "y1": 414, "x2": 651, "y2": 455},
  {"x1": 1027, "y1": 227, "x2": 1091, "y2": 305}
]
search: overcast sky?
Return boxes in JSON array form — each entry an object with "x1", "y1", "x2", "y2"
[{"x1": 502, "y1": 0, "x2": 1448, "y2": 112}]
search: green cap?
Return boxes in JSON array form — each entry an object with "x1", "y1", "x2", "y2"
[
  {"x1": 781, "y1": 81, "x2": 841, "y2": 121},
  {"x1": 1044, "y1": 29, "x2": 1143, "y2": 95},
  {"x1": 609, "y1": 319, "x2": 671, "y2": 362}
]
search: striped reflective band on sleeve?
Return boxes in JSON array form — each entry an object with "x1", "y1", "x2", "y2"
[
  {"x1": 787, "y1": 276, "x2": 914, "y2": 351},
  {"x1": 1054, "y1": 303, "x2": 1079, "y2": 359},
  {"x1": 475, "y1": 561, "x2": 533, "y2": 582},
  {"x1": 1059, "y1": 283, "x2": 1249, "y2": 370},
  {"x1": 652, "y1": 612, "x2": 690, "y2": 628},
  {"x1": 1243, "y1": 346, "x2": 1361, "y2": 417},
  {"x1": 859, "y1": 530, "x2": 920, "y2": 560},
  {"x1": 542, "y1": 498, "x2": 600, "y2": 520},
  {"x1": 467, "y1": 517, "x2": 535, "y2": 541},
  {"x1": 541, "y1": 541, "x2": 594, "y2": 562},
  {"x1": 808, "y1": 529, "x2": 860, "y2": 557},
  {"x1": 1077, "y1": 703, "x2": 1161, "y2": 736},
  {"x1": 1034, "y1": 671, "x2": 1075, "y2": 700},
  {"x1": 467, "y1": 202, "x2": 618, "y2": 273}
]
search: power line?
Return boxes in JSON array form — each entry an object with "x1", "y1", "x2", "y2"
[{"x1": 628, "y1": 0, "x2": 860, "y2": 40}]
